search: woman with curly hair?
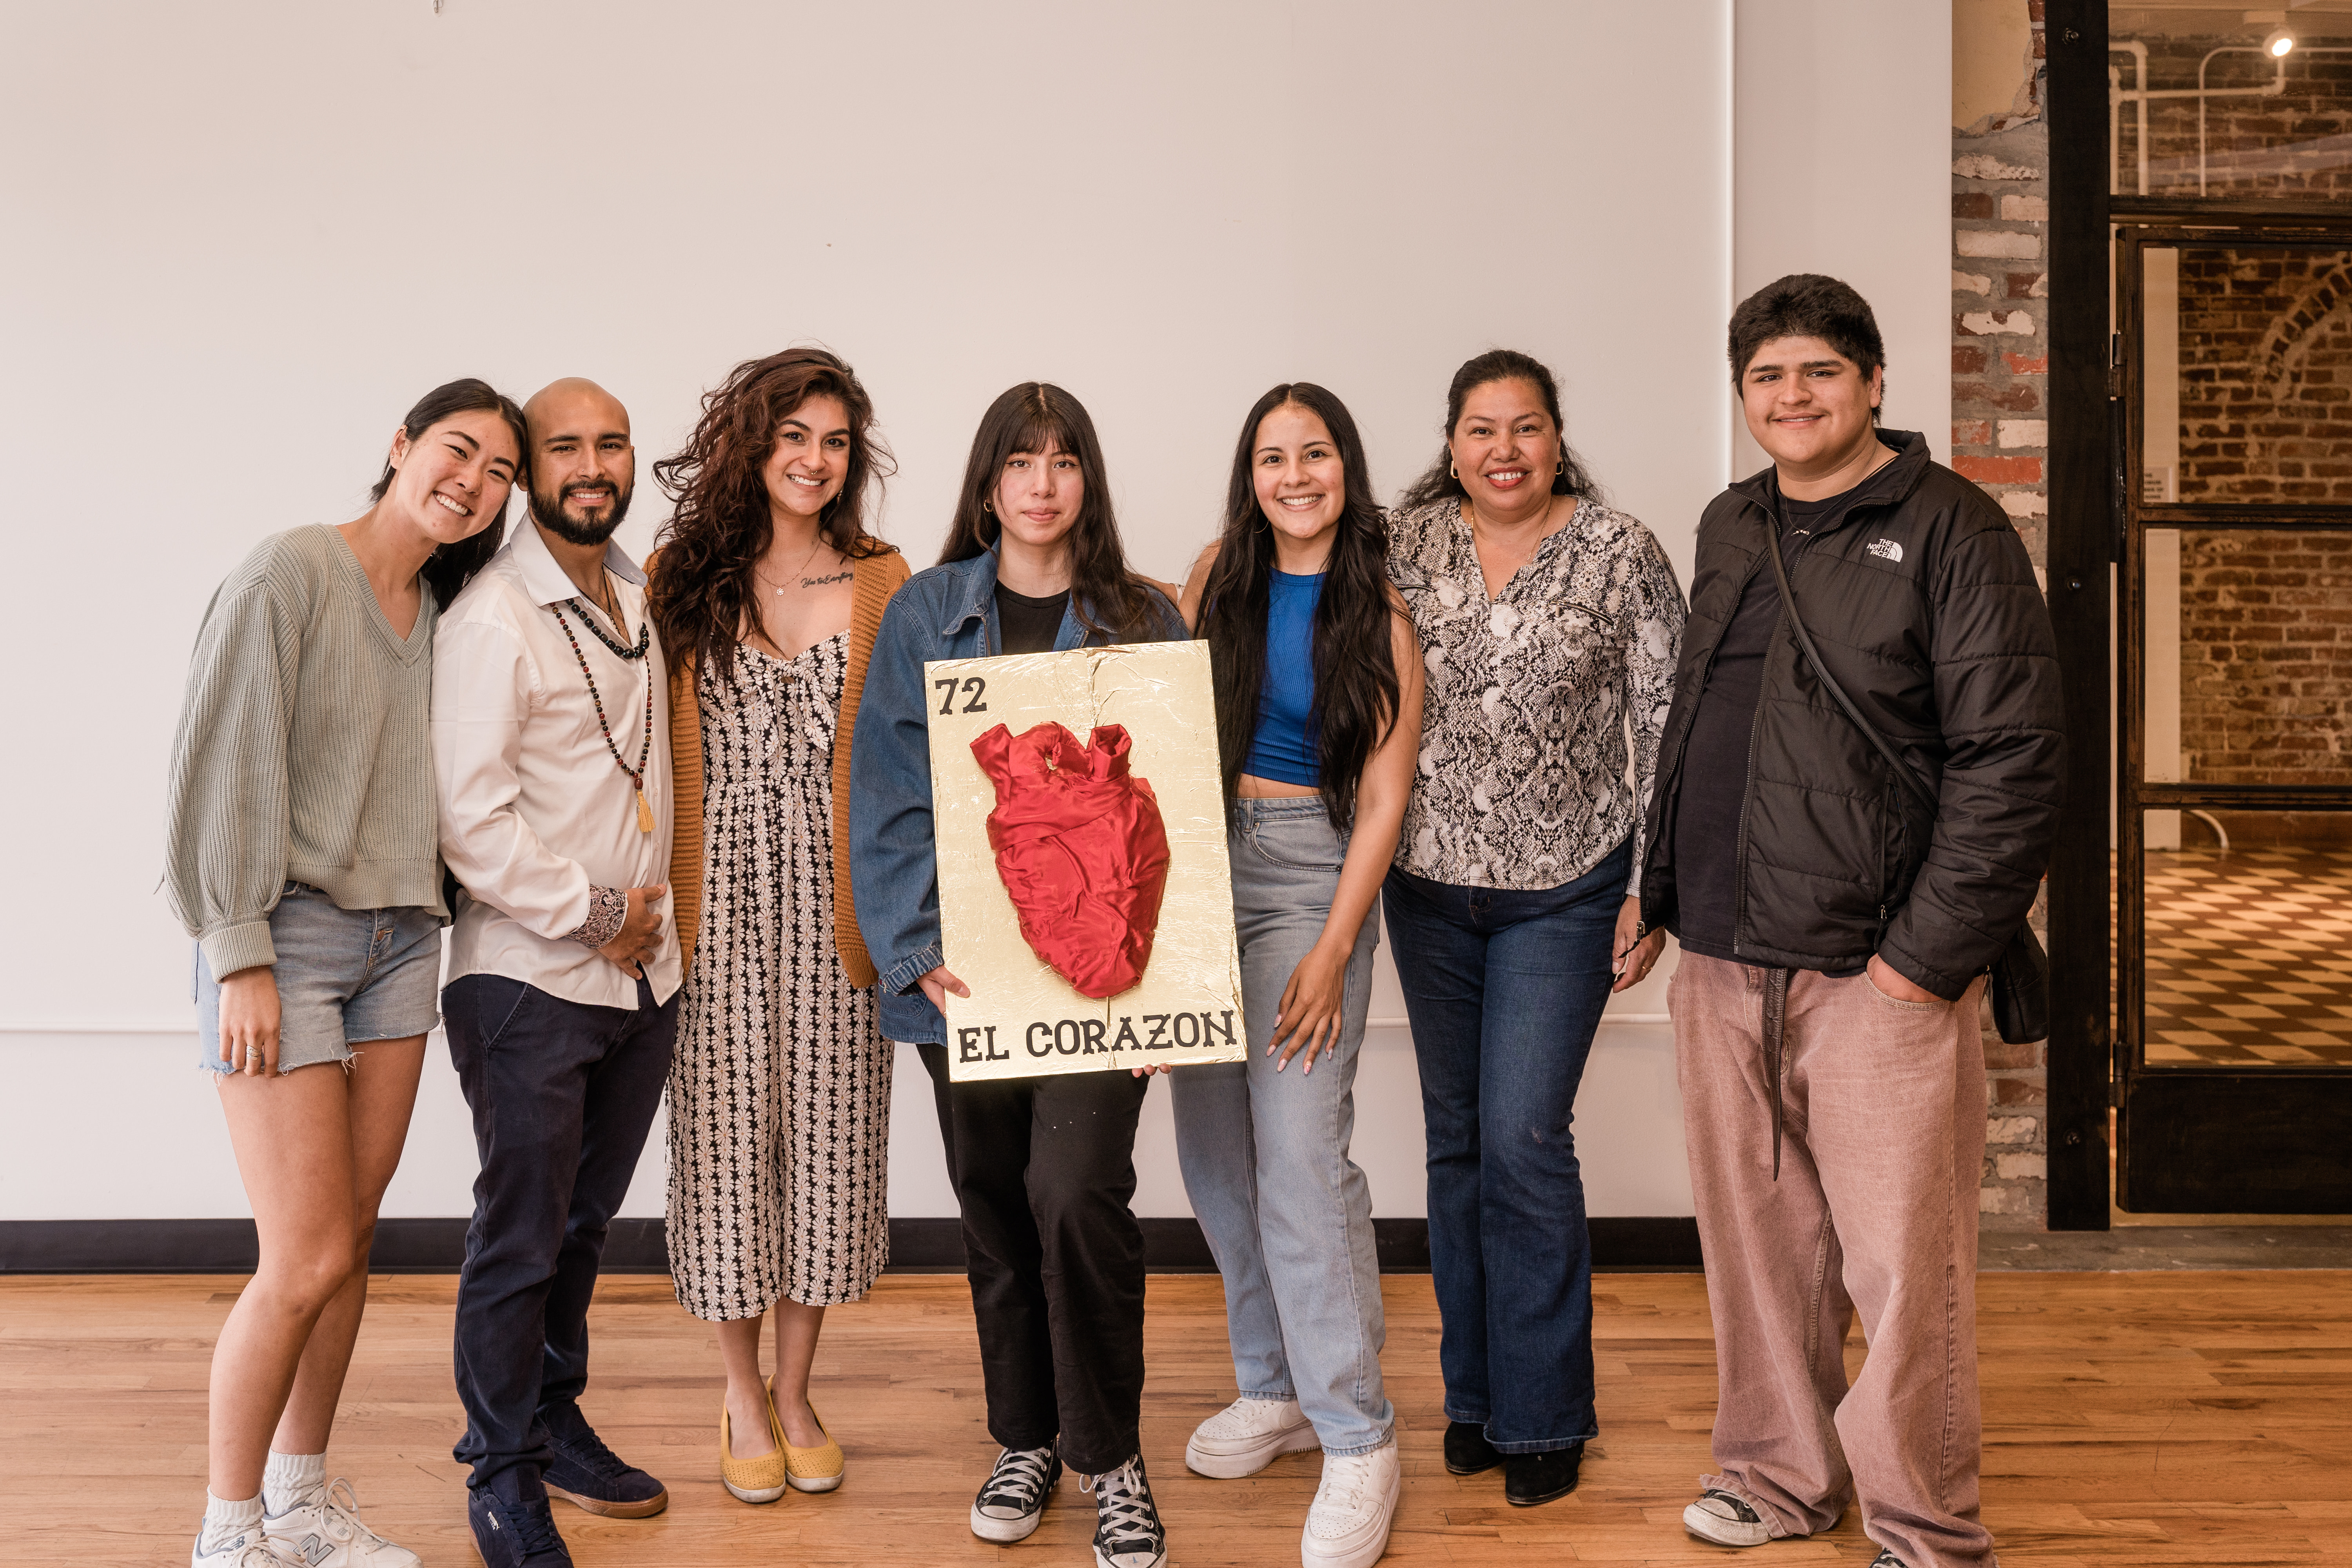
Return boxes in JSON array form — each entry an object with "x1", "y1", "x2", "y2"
[{"x1": 646, "y1": 347, "x2": 906, "y2": 1506}]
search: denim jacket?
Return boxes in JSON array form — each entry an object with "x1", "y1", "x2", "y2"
[{"x1": 847, "y1": 548, "x2": 1188, "y2": 1045}]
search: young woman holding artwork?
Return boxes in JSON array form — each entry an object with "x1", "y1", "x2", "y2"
[
  {"x1": 647, "y1": 348, "x2": 908, "y2": 1506},
  {"x1": 165, "y1": 379, "x2": 524, "y2": 1568},
  {"x1": 1381, "y1": 349, "x2": 1685, "y2": 1508},
  {"x1": 1168, "y1": 383, "x2": 1424, "y2": 1568},
  {"x1": 848, "y1": 383, "x2": 1188, "y2": 1568}
]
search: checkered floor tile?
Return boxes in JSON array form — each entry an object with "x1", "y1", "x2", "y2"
[{"x1": 2141, "y1": 847, "x2": 2352, "y2": 1067}]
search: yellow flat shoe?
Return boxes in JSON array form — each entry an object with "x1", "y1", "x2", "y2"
[
  {"x1": 781, "y1": 1396, "x2": 845, "y2": 1493},
  {"x1": 720, "y1": 1398, "x2": 791, "y2": 1504}
]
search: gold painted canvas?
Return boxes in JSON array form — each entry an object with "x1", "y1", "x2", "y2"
[{"x1": 924, "y1": 640, "x2": 1245, "y2": 1081}]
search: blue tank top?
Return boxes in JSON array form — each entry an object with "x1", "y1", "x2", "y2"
[{"x1": 1242, "y1": 570, "x2": 1322, "y2": 786}]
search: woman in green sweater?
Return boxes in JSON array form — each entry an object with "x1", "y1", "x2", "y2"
[{"x1": 165, "y1": 379, "x2": 524, "y2": 1568}]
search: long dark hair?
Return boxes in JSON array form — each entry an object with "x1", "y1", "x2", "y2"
[
  {"x1": 1395, "y1": 347, "x2": 1602, "y2": 513},
  {"x1": 368, "y1": 378, "x2": 527, "y2": 607},
  {"x1": 1198, "y1": 384, "x2": 1401, "y2": 830},
  {"x1": 938, "y1": 383, "x2": 1156, "y2": 640},
  {"x1": 650, "y1": 347, "x2": 894, "y2": 679}
]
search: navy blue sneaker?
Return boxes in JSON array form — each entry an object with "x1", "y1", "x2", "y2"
[
  {"x1": 541, "y1": 1401, "x2": 669, "y2": 1518},
  {"x1": 468, "y1": 1474, "x2": 571, "y2": 1568}
]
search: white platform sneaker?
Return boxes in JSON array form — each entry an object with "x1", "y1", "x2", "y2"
[
  {"x1": 1301, "y1": 1442, "x2": 1400, "y2": 1568},
  {"x1": 263, "y1": 1479, "x2": 419, "y2": 1568},
  {"x1": 1184, "y1": 1396, "x2": 1320, "y2": 1478}
]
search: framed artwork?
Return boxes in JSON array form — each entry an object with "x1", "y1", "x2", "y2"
[{"x1": 924, "y1": 640, "x2": 1246, "y2": 1080}]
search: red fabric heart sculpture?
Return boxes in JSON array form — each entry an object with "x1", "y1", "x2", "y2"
[{"x1": 969, "y1": 721, "x2": 1172, "y2": 1000}]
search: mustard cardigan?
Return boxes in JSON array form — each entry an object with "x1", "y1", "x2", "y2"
[{"x1": 661, "y1": 545, "x2": 910, "y2": 987}]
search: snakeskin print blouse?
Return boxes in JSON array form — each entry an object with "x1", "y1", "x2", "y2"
[{"x1": 1387, "y1": 496, "x2": 1685, "y2": 893}]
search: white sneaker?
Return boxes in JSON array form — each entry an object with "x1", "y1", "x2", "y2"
[
  {"x1": 262, "y1": 1479, "x2": 420, "y2": 1567},
  {"x1": 1301, "y1": 1443, "x2": 1400, "y2": 1568},
  {"x1": 192, "y1": 1520, "x2": 300, "y2": 1567},
  {"x1": 1184, "y1": 1396, "x2": 1319, "y2": 1478},
  {"x1": 1683, "y1": 1486, "x2": 1773, "y2": 1547}
]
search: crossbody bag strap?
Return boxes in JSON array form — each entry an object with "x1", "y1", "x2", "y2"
[{"x1": 1760, "y1": 522, "x2": 1937, "y2": 813}]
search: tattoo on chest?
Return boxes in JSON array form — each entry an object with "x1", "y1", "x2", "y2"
[{"x1": 802, "y1": 570, "x2": 854, "y2": 588}]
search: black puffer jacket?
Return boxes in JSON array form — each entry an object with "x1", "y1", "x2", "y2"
[{"x1": 1637, "y1": 431, "x2": 2063, "y2": 999}]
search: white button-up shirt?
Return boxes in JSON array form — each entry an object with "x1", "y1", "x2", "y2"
[{"x1": 433, "y1": 519, "x2": 682, "y2": 1009}]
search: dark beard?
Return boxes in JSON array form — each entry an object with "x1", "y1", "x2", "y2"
[{"x1": 532, "y1": 479, "x2": 633, "y2": 546}]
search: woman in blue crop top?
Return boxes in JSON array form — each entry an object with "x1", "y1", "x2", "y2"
[{"x1": 1167, "y1": 383, "x2": 1423, "y2": 1568}]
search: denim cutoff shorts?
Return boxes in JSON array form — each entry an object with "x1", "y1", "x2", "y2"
[{"x1": 196, "y1": 881, "x2": 443, "y2": 1074}]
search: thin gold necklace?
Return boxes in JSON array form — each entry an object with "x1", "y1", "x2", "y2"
[{"x1": 753, "y1": 534, "x2": 828, "y2": 596}]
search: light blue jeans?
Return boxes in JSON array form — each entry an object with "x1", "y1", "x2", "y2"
[{"x1": 1171, "y1": 797, "x2": 1392, "y2": 1456}]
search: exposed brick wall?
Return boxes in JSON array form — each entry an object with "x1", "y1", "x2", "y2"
[
  {"x1": 1955, "y1": 1, "x2": 2050, "y2": 1229},
  {"x1": 2180, "y1": 530, "x2": 2352, "y2": 789},
  {"x1": 1952, "y1": 134, "x2": 2051, "y2": 567}
]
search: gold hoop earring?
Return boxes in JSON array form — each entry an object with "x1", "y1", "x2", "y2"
[
  {"x1": 1555, "y1": 457, "x2": 1565, "y2": 476},
  {"x1": 982, "y1": 499, "x2": 994, "y2": 513},
  {"x1": 1448, "y1": 462, "x2": 1457, "y2": 479}
]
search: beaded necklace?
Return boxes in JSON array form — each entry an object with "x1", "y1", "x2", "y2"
[{"x1": 547, "y1": 590, "x2": 655, "y2": 833}]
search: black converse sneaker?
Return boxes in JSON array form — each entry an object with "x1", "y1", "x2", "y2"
[
  {"x1": 1867, "y1": 1551, "x2": 1910, "y2": 1568},
  {"x1": 1082, "y1": 1455, "x2": 1167, "y2": 1568},
  {"x1": 970, "y1": 1442, "x2": 1062, "y2": 1543},
  {"x1": 1682, "y1": 1486, "x2": 1771, "y2": 1547}
]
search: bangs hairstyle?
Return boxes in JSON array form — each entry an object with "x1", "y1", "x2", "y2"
[
  {"x1": 1397, "y1": 347, "x2": 1601, "y2": 514},
  {"x1": 1198, "y1": 384, "x2": 1402, "y2": 830},
  {"x1": 939, "y1": 382, "x2": 1155, "y2": 640},
  {"x1": 649, "y1": 346, "x2": 895, "y2": 680},
  {"x1": 368, "y1": 377, "x2": 527, "y2": 607},
  {"x1": 1728, "y1": 273, "x2": 1886, "y2": 422}
]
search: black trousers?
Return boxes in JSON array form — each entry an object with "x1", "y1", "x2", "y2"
[
  {"x1": 445, "y1": 973, "x2": 677, "y2": 1487},
  {"x1": 919, "y1": 1044, "x2": 1150, "y2": 1475}
]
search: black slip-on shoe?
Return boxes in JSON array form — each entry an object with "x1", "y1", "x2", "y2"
[
  {"x1": 1502, "y1": 1444, "x2": 1583, "y2": 1507},
  {"x1": 1443, "y1": 1421, "x2": 1502, "y2": 1476}
]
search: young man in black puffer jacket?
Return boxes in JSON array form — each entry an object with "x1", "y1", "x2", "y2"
[{"x1": 1633, "y1": 276, "x2": 2062, "y2": 1568}]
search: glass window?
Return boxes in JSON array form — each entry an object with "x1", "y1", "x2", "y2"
[
  {"x1": 2140, "y1": 528, "x2": 2352, "y2": 791},
  {"x1": 2140, "y1": 242, "x2": 2352, "y2": 509},
  {"x1": 2110, "y1": 20, "x2": 2352, "y2": 200},
  {"x1": 2140, "y1": 810, "x2": 2352, "y2": 1068}
]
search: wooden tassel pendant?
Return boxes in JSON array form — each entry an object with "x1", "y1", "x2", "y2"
[{"x1": 637, "y1": 789, "x2": 654, "y2": 833}]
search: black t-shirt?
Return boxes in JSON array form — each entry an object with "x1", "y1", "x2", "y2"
[
  {"x1": 995, "y1": 583, "x2": 1071, "y2": 656},
  {"x1": 1670, "y1": 484, "x2": 1865, "y2": 970}
]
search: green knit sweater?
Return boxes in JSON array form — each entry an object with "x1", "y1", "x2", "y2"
[{"x1": 165, "y1": 524, "x2": 447, "y2": 978}]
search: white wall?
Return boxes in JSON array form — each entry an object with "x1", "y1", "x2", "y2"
[
  {"x1": 0, "y1": 0, "x2": 1949, "y2": 1227},
  {"x1": 1733, "y1": 0, "x2": 1955, "y2": 476}
]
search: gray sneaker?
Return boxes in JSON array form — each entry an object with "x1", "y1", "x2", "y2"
[{"x1": 1682, "y1": 1487, "x2": 1771, "y2": 1547}]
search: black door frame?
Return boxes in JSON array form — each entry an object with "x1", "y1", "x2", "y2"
[
  {"x1": 2047, "y1": 1, "x2": 2352, "y2": 1220},
  {"x1": 2111, "y1": 222, "x2": 2352, "y2": 1213},
  {"x1": 2045, "y1": 0, "x2": 2115, "y2": 1230}
]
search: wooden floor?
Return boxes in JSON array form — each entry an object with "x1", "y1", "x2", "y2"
[{"x1": 3, "y1": 1271, "x2": 2348, "y2": 1566}]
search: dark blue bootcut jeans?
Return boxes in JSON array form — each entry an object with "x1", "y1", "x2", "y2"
[
  {"x1": 1380, "y1": 838, "x2": 1628, "y2": 1454},
  {"x1": 443, "y1": 972, "x2": 677, "y2": 1488}
]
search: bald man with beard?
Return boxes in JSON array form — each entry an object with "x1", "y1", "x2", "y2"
[{"x1": 433, "y1": 379, "x2": 677, "y2": 1568}]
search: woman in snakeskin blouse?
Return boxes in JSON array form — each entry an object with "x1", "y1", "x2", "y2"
[{"x1": 1381, "y1": 348, "x2": 1685, "y2": 1508}]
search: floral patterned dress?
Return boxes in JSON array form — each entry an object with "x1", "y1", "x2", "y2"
[{"x1": 666, "y1": 634, "x2": 890, "y2": 1318}]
